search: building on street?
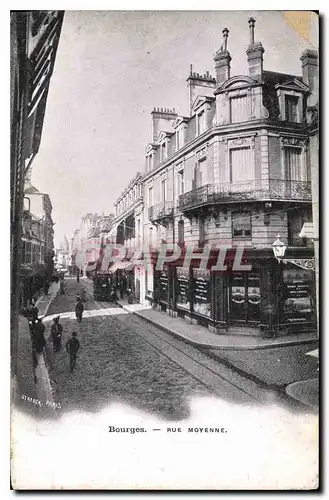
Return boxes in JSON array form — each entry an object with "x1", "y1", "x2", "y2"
[
  {"x1": 116, "y1": 18, "x2": 317, "y2": 337},
  {"x1": 11, "y1": 10, "x2": 64, "y2": 376},
  {"x1": 21, "y1": 175, "x2": 55, "y2": 306},
  {"x1": 107, "y1": 173, "x2": 144, "y2": 299}
]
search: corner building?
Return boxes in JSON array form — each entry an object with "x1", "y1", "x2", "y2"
[{"x1": 139, "y1": 19, "x2": 317, "y2": 336}]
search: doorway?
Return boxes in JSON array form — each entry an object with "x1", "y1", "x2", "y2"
[{"x1": 229, "y1": 272, "x2": 261, "y2": 325}]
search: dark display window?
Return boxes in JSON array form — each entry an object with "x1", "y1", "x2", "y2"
[
  {"x1": 193, "y1": 268, "x2": 211, "y2": 317},
  {"x1": 281, "y1": 268, "x2": 314, "y2": 323},
  {"x1": 159, "y1": 269, "x2": 169, "y2": 302},
  {"x1": 176, "y1": 267, "x2": 190, "y2": 310}
]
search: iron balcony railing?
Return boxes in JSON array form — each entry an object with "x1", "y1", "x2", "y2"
[
  {"x1": 179, "y1": 179, "x2": 312, "y2": 212},
  {"x1": 149, "y1": 201, "x2": 174, "y2": 222}
]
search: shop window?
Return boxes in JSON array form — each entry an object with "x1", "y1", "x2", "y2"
[
  {"x1": 281, "y1": 267, "x2": 315, "y2": 324},
  {"x1": 176, "y1": 267, "x2": 190, "y2": 310},
  {"x1": 232, "y1": 212, "x2": 251, "y2": 238},
  {"x1": 159, "y1": 268, "x2": 169, "y2": 303},
  {"x1": 285, "y1": 95, "x2": 299, "y2": 122},
  {"x1": 192, "y1": 268, "x2": 211, "y2": 318}
]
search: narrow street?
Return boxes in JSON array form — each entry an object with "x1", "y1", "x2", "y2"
[{"x1": 43, "y1": 278, "x2": 290, "y2": 422}]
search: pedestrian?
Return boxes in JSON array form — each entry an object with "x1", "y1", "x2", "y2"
[
  {"x1": 119, "y1": 275, "x2": 127, "y2": 299},
  {"x1": 75, "y1": 298, "x2": 84, "y2": 322},
  {"x1": 110, "y1": 287, "x2": 118, "y2": 304},
  {"x1": 66, "y1": 332, "x2": 80, "y2": 372},
  {"x1": 33, "y1": 318, "x2": 46, "y2": 354},
  {"x1": 50, "y1": 316, "x2": 63, "y2": 352},
  {"x1": 26, "y1": 300, "x2": 39, "y2": 337},
  {"x1": 127, "y1": 289, "x2": 134, "y2": 305}
]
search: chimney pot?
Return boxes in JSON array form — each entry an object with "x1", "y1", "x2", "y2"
[{"x1": 248, "y1": 17, "x2": 256, "y2": 45}]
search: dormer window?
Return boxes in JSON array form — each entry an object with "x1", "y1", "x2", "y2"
[
  {"x1": 230, "y1": 95, "x2": 248, "y2": 123},
  {"x1": 197, "y1": 110, "x2": 206, "y2": 135},
  {"x1": 147, "y1": 154, "x2": 153, "y2": 171},
  {"x1": 285, "y1": 95, "x2": 299, "y2": 122},
  {"x1": 160, "y1": 141, "x2": 167, "y2": 162},
  {"x1": 275, "y1": 79, "x2": 308, "y2": 124},
  {"x1": 176, "y1": 130, "x2": 180, "y2": 150}
]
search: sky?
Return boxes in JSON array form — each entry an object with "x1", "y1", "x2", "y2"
[{"x1": 30, "y1": 10, "x2": 318, "y2": 248}]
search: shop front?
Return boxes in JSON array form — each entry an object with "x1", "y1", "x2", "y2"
[{"x1": 150, "y1": 247, "x2": 316, "y2": 336}]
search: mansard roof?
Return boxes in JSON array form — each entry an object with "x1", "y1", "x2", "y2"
[
  {"x1": 217, "y1": 75, "x2": 259, "y2": 92},
  {"x1": 262, "y1": 70, "x2": 303, "y2": 86}
]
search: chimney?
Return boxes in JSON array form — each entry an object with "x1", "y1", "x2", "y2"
[
  {"x1": 300, "y1": 49, "x2": 318, "y2": 106},
  {"x1": 186, "y1": 65, "x2": 216, "y2": 115},
  {"x1": 151, "y1": 108, "x2": 177, "y2": 141},
  {"x1": 246, "y1": 18, "x2": 264, "y2": 80},
  {"x1": 214, "y1": 28, "x2": 231, "y2": 87}
]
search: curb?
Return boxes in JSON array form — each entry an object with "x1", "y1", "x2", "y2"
[
  {"x1": 36, "y1": 283, "x2": 60, "y2": 320},
  {"x1": 121, "y1": 305, "x2": 318, "y2": 410},
  {"x1": 35, "y1": 284, "x2": 60, "y2": 416},
  {"x1": 128, "y1": 308, "x2": 317, "y2": 351},
  {"x1": 285, "y1": 379, "x2": 319, "y2": 410}
]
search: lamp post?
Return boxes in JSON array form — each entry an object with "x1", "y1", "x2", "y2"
[
  {"x1": 272, "y1": 234, "x2": 287, "y2": 261},
  {"x1": 272, "y1": 234, "x2": 315, "y2": 271}
]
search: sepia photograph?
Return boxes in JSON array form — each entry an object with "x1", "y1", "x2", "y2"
[{"x1": 10, "y1": 8, "x2": 319, "y2": 490}]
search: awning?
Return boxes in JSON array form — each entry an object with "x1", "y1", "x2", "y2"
[
  {"x1": 299, "y1": 222, "x2": 314, "y2": 239},
  {"x1": 103, "y1": 221, "x2": 120, "y2": 240},
  {"x1": 108, "y1": 260, "x2": 135, "y2": 273}
]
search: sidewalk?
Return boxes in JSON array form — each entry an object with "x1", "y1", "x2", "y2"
[
  {"x1": 13, "y1": 283, "x2": 60, "y2": 418},
  {"x1": 36, "y1": 281, "x2": 60, "y2": 318},
  {"x1": 286, "y1": 379, "x2": 319, "y2": 409},
  {"x1": 117, "y1": 299, "x2": 317, "y2": 350},
  {"x1": 117, "y1": 299, "x2": 319, "y2": 409}
]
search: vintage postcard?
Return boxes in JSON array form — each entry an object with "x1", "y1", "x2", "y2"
[{"x1": 10, "y1": 9, "x2": 319, "y2": 490}]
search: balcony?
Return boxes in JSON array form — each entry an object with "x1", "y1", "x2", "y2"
[
  {"x1": 149, "y1": 201, "x2": 174, "y2": 223},
  {"x1": 179, "y1": 179, "x2": 311, "y2": 212}
]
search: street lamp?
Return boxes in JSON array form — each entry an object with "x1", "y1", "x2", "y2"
[
  {"x1": 272, "y1": 234, "x2": 315, "y2": 271},
  {"x1": 272, "y1": 234, "x2": 286, "y2": 261}
]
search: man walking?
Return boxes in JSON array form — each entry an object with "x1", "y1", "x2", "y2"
[
  {"x1": 26, "y1": 300, "x2": 39, "y2": 337},
  {"x1": 50, "y1": 316, "x2": 63, "y2": 352},
  {"x1": 75, "y1": 297, "x2": 84, "y2": 323},
  {"x1": 33, "y1": 318, "x2": 46, "y2": 353},
  {"x1": 66, "y1": 332, "x2": 80, "y2": 372}
]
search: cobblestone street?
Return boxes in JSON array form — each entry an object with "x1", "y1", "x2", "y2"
[{"x1": 46, "y1": 279, "x2": 213, "y2": 420}]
